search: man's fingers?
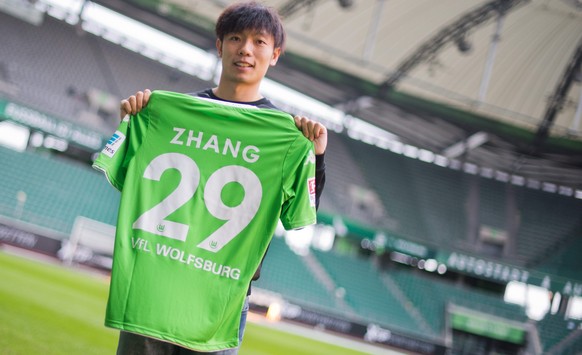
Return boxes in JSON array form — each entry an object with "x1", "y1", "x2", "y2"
[
  {"x1": 294, "y1": 116, "x2": 305, "y2": 137},
  {"x1": 295, "y1": 116, "x2": 314, "y2": 140},
  {"x1": 311, "y1": 122, "x2": 323, "y2": 139},
  {"x1": 294, "y1": 116, "x2": 301, "y2": 129},
  {"x1": 304, "y1": 123, "x2": 312, "y2": 140},
  {"x1": 127, "y1": 95, "x2": 136, "y2": 115},
  {"x1": 120, "y1": 99, "x2": 131, "y2": 120},
  {"x1": 294, "y1": 115, "x2": 328, "y2": 154},
  {"x1": 135, "y1": 91, "x2": 144, "y2": 112},
  {"x1": 119, "y1": 89, "x2": 151, "y2": 120},
  {"x1": 134, "y1": 89, "x2": 153, "y2": 113},
  {"x1": 143, "y1": 89, "x2": 151, "y2": 104}
]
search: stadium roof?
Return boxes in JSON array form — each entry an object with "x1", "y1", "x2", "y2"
[
  {"x1": 126, "y1": 0, "x2": 582, "y2": 136},
  {"x1": 76, "y1": 0, "x2": 582, "y2": 187}
]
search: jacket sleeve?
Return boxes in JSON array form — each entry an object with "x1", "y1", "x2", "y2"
[{"x1": 314, "y1": 153, "x2": 326, "y2": 209}]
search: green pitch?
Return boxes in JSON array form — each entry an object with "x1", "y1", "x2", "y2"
[{"x1": 0, "y1": 250, "x2": 368, "y2": 355}]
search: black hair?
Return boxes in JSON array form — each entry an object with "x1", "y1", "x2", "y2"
[{"x1": 216, "y1": 1, "x2": 286, "y2": 52}]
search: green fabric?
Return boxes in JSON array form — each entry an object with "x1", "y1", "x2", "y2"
[{"x1": 93, "y1": 90, "x2": 316, "y2": 351}]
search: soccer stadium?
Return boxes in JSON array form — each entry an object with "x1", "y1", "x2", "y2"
[{"x1": 1, "y1": 0, "x2": 582, "y2": 354}]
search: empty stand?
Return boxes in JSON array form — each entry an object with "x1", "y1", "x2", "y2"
[
  {"x1": 536, "y1": 231, "x2": 582, "y2": 281},
  {"x1": 387, "y1": 268, "x2": 527, "y2": 336},
  {"x1": 0, "y1": 12, "x2": 208, "y2": 134},
  {"x1": 478, "y1": 178, "x2": 508, "y2": 232},
  {"x1": 339, "y1": 133, "x2": 471, "y2": 248},
  {"x1": 317, "y1": 130, "x2": 387, "y2": 227},
  {"x1": 311, "y1": 249, "x2": 429, "y2": 338},
  {"x1": 0, "y1": 146, "x2": 119, "y2": 234},
  {"x1": 338, "y1": 135, "x2": 430, "y2": 243},
  {"x1": 515, "y1": 188, "x2": 582, "y2": 268},
  {"x1": 537, "y1": 315, "x2": 579, "y2": 353},
  {"x1": 253, "y1": 237, "x2": 338, "y2": 314}
]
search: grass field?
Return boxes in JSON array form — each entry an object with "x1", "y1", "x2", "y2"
[{"x1": 0, "y1": 249, "x2": 369, "y2": 355}]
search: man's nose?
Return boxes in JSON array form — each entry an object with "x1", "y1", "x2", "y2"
[{"x1": 238, "y1": 39, "x2": 253, "y2": 55}]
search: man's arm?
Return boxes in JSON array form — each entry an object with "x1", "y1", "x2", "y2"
[
  {"x1": 293, "y1": 115, "x2": 326, "y2": 208},
  {"x1": 314, "y1": 154, "x2": 326, "y2": 209}
]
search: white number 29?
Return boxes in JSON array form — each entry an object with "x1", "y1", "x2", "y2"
[{"x1": 132, "y1": 153, "x2": 262, "y2": 253}]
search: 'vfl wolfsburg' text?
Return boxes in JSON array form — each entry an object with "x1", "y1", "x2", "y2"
[
  {"x1": 156, "y1": 243, "x2": 241, "y2": 280},
  {"x1": 170, "y1": 128, "x2": 259, "y2": 163},
  {"x1": 131, "y1": 237, "x2": 241, "y2": 280}
]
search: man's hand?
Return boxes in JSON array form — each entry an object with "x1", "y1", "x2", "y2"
[
  {"x1": 120, "y1": 89, "x2": 151, "y2": 120},
  {"x1": 294, "y1": 116, "x2": 327, "y2": 155}
]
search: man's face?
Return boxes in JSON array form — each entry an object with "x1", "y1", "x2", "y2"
[{"x1": 216, "y1": 29, "x2": 281, "y2": 88}]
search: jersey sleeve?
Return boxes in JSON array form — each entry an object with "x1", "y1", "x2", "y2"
[
  {"x1": 280, "y1": 136, "x2": 317, "y2": 230},
  {"x1": 92, "y1": 108, "x2": 151, "y2": 191}
]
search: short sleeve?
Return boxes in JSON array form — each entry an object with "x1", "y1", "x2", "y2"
[
  {"x1": 92, "y1": 108, "x2": 151, "y2": 191},
  {"x1": 280, "y1": 136, "x2": 317, "y2": 230}
]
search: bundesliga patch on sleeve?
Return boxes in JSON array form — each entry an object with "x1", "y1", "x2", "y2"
[
  {"x1": 304, "y1": 150, "x2": 316, "y2": 165},
  {"x1": 102, "y1": 131, "x2": 125, "y2": 158},
  {"x1": 308, "y1": 177, "x2": 316, "y2": 207}
]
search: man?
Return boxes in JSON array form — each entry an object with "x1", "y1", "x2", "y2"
[{"x1": 110, "y1": 2, "x2": 327, "y2": 354}]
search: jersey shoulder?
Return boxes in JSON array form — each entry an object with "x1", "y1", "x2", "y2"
[{"x1": 150, "y1": 90, "x2": 303, "y2": 140}]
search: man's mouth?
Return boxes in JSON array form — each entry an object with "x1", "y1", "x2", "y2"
[{"x1": 235, "y1": 62, "x2": 253, "y2": 68}]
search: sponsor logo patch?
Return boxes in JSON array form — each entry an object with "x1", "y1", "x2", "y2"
[
  {"x1": 102, "y1": 131, "x2": 125, "y2": 158},
  {"x1": 308, "y1": 177, "x2": 316, "y2": 207}
]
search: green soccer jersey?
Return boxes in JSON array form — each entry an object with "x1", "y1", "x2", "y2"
[{"x1": 93, "y1": 90, "x2": 316, "y2": 351}]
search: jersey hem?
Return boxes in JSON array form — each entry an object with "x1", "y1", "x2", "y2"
[
  {"x1": 282, "y1": 218, "x2": 317, "y2": 230},
  {"x1": 92, "y1": 163, "x2": 122, "y2": 191},
  {"x1": 105, "y1": 320, "x2": 239, "y2": 352}
]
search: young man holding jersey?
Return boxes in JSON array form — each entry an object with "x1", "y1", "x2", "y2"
[{"x1": 109, "y1": 2, "x2": 327, "y2": 354}]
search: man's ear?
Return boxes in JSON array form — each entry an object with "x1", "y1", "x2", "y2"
[
  {"x1": 216, "y1": 39, "x2": 223, "y2": 57},
  {"x1": 270, "y1": 47, "x2": 282, "y2": 66}
]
